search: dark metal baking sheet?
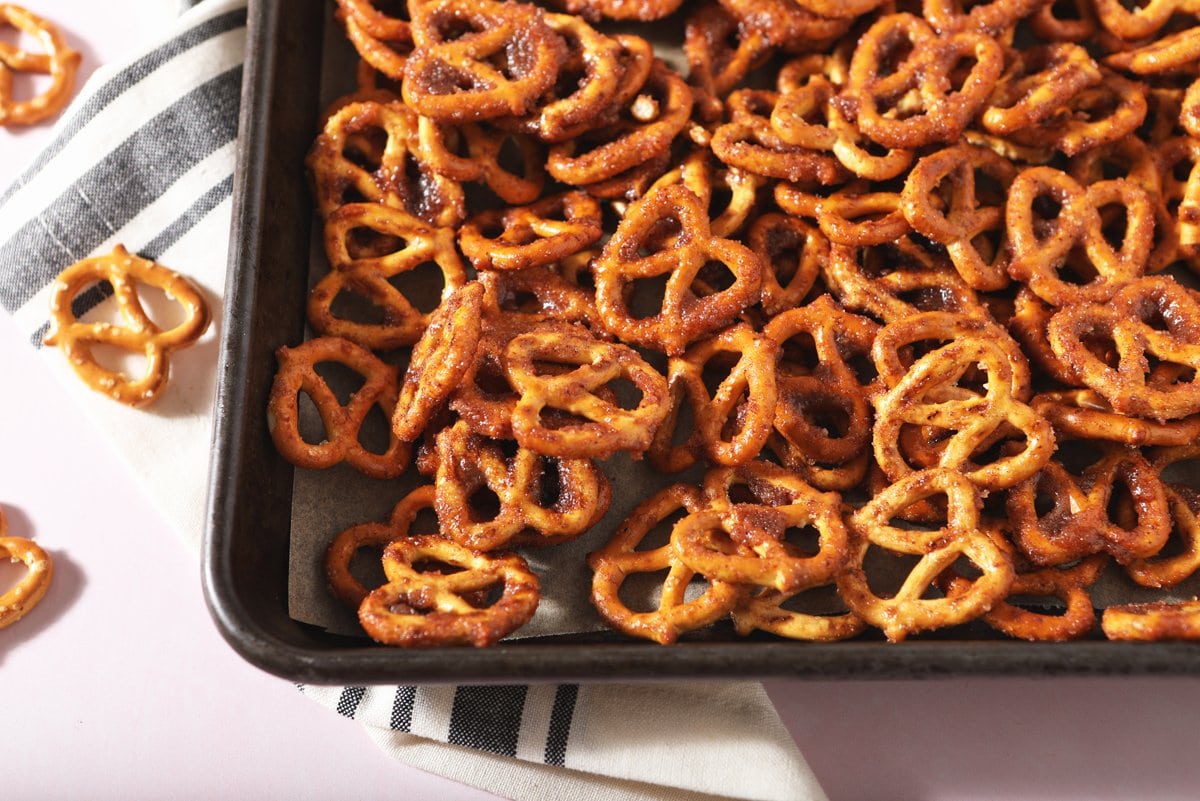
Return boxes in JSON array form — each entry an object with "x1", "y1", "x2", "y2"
[{"x1": 201, "y1": 0, "x2": 1200, "y2": 684}]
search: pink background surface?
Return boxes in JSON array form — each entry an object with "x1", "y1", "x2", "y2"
[{"x1": 3, "y1": 3, "x2": 1200, "y2": 800}]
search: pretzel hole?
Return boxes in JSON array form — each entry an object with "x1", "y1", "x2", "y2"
[
  {"x1": 430, "y1": 11, "x2": 487, "y2": 42},
  {"x1": 312, "y1": 360, "x2": 367, "y2": 405},
  {"x1": 468, "y1": 486, "x2": 503, "y2": 523},
  {"x1": 1031, "y1": 193, "x2": 1064, "y2": 228},
  {"x1": 945, "y1": 53, "x2": 983, "y2": 95},
  {"x1": 84, "y1": 343, "x2": 148, "y2": 387},
  {"x1": 628, "y1": 274, "x2": 669, "y2": 319},
  {"x1": 356, "y1": 403, "x2": 395, "y2": 455},
  {"x1": 471, "y1": 354, "x2": 515, "y2": 397},
  {"x1": 534, "y1": 457, "x2": 565, "y2": 509},
  {"x1": 774, "y1": 583, "x2": 850, "y2": 615},
  {"x1": 418, "y1": 61, "x2": 481, "y2": 95},
  {"x1": 861, "y1": 546, "x2": 932, "y2": 599},
  {"x1": 344, "y1": 129, "x2": 389, "y2": 172},
  {"x1": 894, "y1": 285, "x2": 969, "y2": 314},
  {"x1": 777, "y1": 332, "x2": 820, "y2": 375},
  {"x1": 0, "y1": 556, "x2": 31, "y2": 600},
  {"x1": 1106, "y1": 479, "x2": 1140, "y2": 532},
  {"x1": 328, "y1": 285, "x2": 388, "y2": 325},
  {"x1": 348, "y1": 547, "x2": 388, "y2": 593},
  {"x1": 605, "y1": 377, "x2": 645, "y2": 411},
  {"x1": 874, "y1": 33, "x2": 915, "y2": 79},
  {"x1": 1004, "y1": 593, "x2": 1070, "y2": 614},
  {"x1": 782, "y1": 525, "x2": 822, "y2": 557},
  {"x1": 618, "y1": 569, "x2": 672, "y2": 611},
  {"x1": 798, "y1": 399, "x2": 854, "y2": 439},
  {"x1": 410, "y1": 557, "x2": 468, "y2": 577},
  {"x1": 635, "y1": 507, "x2": 690, "y2": 553},
  {"x1": 344, "y1": 225, "x2": 407, "y2": 260},
  {"x1": 388, "y1": 260, "x2": 447, "y2": 313}
]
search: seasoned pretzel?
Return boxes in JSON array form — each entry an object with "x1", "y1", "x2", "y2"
[
  {"x1": 763, "y1": 296, "x2": 878, "y2": 491},
  {"x1": 980, "y1": 44, "x2": 1101, "y2": 136},
  {"x1": 731, "y1": 584, "x2": 866, "y2": 642},
  {"x1": 477, "y1": 260, "x2": 599, "y2": 329},
  {"x1": 671, "y1": 500, "x2": 849, "y2": 594},
  {"x1": 1106, "y1": 25, "x2": 1200, "y2": 75},
  {"x1": 1029, "y1": 0, "x2": 1097, "y2": 41},
  {"x1": 1005, "y1": 74, "x2": 1148, "y2": 157},
  {"x1": 324, "y1": 485, "x2": 438, "y2": 607},
  {"x1": 459, "y1": 191, "x2": 602, "y2": 272},
  {"x1": 0, "y1": 4, "x2": 80, "y2": 126},
  {"x1": 0, "y1": 507, "x2": 53, "y2": 629},
  {"x1": 431, "y1": 420, "x2": 611, "y2": 550},
  {"x1": 748, "y1": 213, "x2": 826, "y2": 316},
  {"x1": 1126, "y1": 484, "x2": 1200, "y2": 589},
  {"x1": 900, "y1": 144, "x2": 1015, "y2": 291},
  {"x1": 839, "y1": 14, "x2": 1004, "y2": 150},
  {"x1": 306, "y1": 100, "x2": 465, "y2": 225},
  {"x1": 393, "y1": 282, "x2": 484, "y2": 442},
  {"x1": 267, "y1": 336, "x2": 411, "y2": 479},
  {"x1": 310, "y1": 204, "x2": 468, "y2": 349},
  {"x1": 710, "y1": 89, "x2": 847, "y2": 185},
  {"x1": 872, "y1": 337, "x2": 1055, "y2": 490},
  {"x1": 358, "y1": 534, "x2": 540, "y2": 646},
  {"x1": 1092, "y1": 0, "x2": 1184, "y2": 40},
  {"x1": 684, "y1": 2, "x2": 772, "y2": 121},
  {"x1": 922, "y1": 0, "x2": 1046, "y2": 34},
  {"x1": 838, "y1": 469, "x2": 1015, "y2": 642},
  {"x1": 546, "y1": 61, "x2": 692, "y2": 188},
  {"x1": 44, "y1": 245, "x2": 210, "y2": 407},
  {"x1": 1101, "y1": 599, "x2": 1200, "y2": 641},
  {"x1": 334, "y1": 0, "x2": 412, "y2": 81},
  {"x1": 505, "y1": 326, "x2": 670, "y2": 458},
  {"x1": 650, "y1": 324, "x2": 778, "y2": 471},
  {"x1": 644, "y1": 149, "x2": 766, "y2": 239},
  {"x1": 718, "y1": 0, "x2": 852, "y2": 50},
  {"x1": 1006, "y1": 167, "x2": 1154, "y2": 307},
  {"x1": 416, "y1": 118, "x2": 545, "y2": 205},
  {"x1": 1048, "y1": 277, "x2": 1200, "y2": 420},
  {"x1": 593, "y1": 184, "x2": 763, "y2": 356},
  {"x1": 587, "y1": 484, "x2": 741, "y2": 644},
  {"x1": 1007, "y1": 288, "x2": 1082, "y2": 386},
  {"x1": 1032, "y1": 390, "x2": 1200, "y2": 447},
  {"x1": 401, "y1": 0, "x2": 566, "y2": 122},
  {"x1": 1008, "y1": 447, "x2": 1171, "y2": 567}
]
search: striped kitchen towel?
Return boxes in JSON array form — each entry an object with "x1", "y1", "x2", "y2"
[{"x1": 0, "y1": 1, "x2": 824, "y2": 800}]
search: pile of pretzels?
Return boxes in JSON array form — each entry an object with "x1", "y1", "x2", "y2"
[{"x1": 267, "y1": 0, "x2": 1200, "y2": 647}]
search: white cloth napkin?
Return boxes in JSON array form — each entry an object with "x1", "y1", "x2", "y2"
[{"x1": 0, "y1": 2, "x2": 826, "y2": 799}]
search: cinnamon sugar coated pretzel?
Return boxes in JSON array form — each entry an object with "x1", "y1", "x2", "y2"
[{"x1": 272, "y1": 0, "x2": 1200, "y2": 647}]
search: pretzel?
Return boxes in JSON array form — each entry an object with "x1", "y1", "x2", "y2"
[
  {"x1": 44, "y1": 245, "x2": 211, "y2": 407},
  {"x1": 307, "y1": 100, "x2": 465, "y2": 226},
  {"x1": 549, "y1": 0, "x2": 684, "y2": 21},
  {"x1": 358, "y1": 534, "x2": 540, "y2": 646},
  {"x1": 458, "y1": 191, "x2": 602, "y2": 272},
  {"x1": 334, "y1": 0, "x2": 412, "y2": 81},
  {"x1": 324, "y1": 485, "x2": 438, "y2": 608},
  {"x1": 310, "y1": 204, "x2": 468, "y2": 350},
  {"x1": 838, "y1": 469, "x2": 1015, "y2": 642},
  {"x1": 839, "y1": 14, "x2": 1004, "y2": 150},
  {"x1": 431, "y1": 420, "x2": 611, "y2": 550},
  {"x1": 684, "y1": 2, "x2": 772, "y2": 121},
  {"x1": 941, "y1": 550, "x2": 1107, "y2": 642},
  {"x1": 1106, "y1": 25, "x2": 1200, "y2": 75},
  {"x1": 393, "y1": 282, "x2": 484, "y2": 442},
  {"x1": 1029, "y1": 0, "x2": 1097, "y2": 41},
  {"x1": 0, "y1": 507, "x2": 53, "y2": 629},
  {"x1": 401, "y1": 0, "x2": 566, "y2": 122},
  {"x1": 763, "y1": 296, "x2": 878, "y2": 491},
  {"x1": 505, "y1": 326, "x2": 670, "y2": 458},
  {"x1": 922, "y1": 0, "x2": 1046, "y2": 34},
  {"x1": 0, "y1": 4, "x2": 80, "y2": 126},
  {"x1": 1005, "y1": 74, "x2": 1148, "y2": 158},
  {"x1": 642, "y1": 149, "x2": 766, "y2": 240},
  {"x1": 1125, "y1": 484, "x2": 1200, "y2": 589},
  {"x1": 717, "y1": 0, "x2": 852, "y2": 50},
  {"x1": 748, "y1": 213, "x2": 825, "y2": 316},
  {"x1": 872, "y1": 337, "x2": 1055, "y2": 490},
  {"x1": 980, "y1": 44, "x2": 1101, "y2": 136},
  {"x1": 671, "y1": 500, "x2": 849, "y2": 594},
  {"x1": 501, "y1": 12, "x2": 624, "y2": 143},
  {"x1": 267, "y1": 336, "x2": 411, "y2": 479},
  {"x1": 546, "y1": 61, "x2": 692, "y2": 188},
  {"x1": 448, "y1": 314, "x2": 536, "y2": 440},
  {"x1": 1048, "y1": 277, "x2": 1200, "y2": 421},
  {"x1": 1007, "y1": 288, "x2": 1082, "y2": 386},
  {"x1": 1006, "y1": 167, "x2": 1154, "y2": 307},
  {"x1": 588, "y1": 484, "x2": 741, "y2": 644},
  {"x1": 650, "y1": 324, "x2": 778, "y2": 471},
  {"x1": 1101, "y1": 599, "x2": 1200, "y2": 641},
  {"x1": 1092, "y1": 0, "x2": 1185, "y2": 40},
  {"x1": 710, "y1": 89, "x2": 847, "y2": 185},
  {"x1": 593, "y1": 184, "x2": 763, "y2": 356},
  {"x1": 416, "y1": 118, "x2": 545, "y2": 205},
  {"x1": 900, "y1": 144, "x2": 1015, "y2": 291},
  {"x1": 1032, "y1": 390, "x2": 1200, "y2": 447},
  {"x1": 1008, "y1": 447, "x2": 1171, "y2": 567}
]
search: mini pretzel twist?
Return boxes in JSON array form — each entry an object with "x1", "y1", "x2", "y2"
[
  {"x1": 393, "y1": 282, "x2": 485, "y2": 442},
  {"x1": 505, "y1": 326, "x2": 670, "y2": 458},
  {"x1": 1005, "y1": 74, "x2": 1148, "y2": 158},
  {"x1": 358, "y1": 534, "x2": 541, "y2": 647},
  {"x1": 266, "y1": 336, "x2": 411, "y2": 479},
  {"x1": 0, "y1": 507, "x2": 53, "y2": 629},
  {"x1": 594, "y1": 183, "x2": 763, "y2": 356},
  {"x1": 1032, "y1": 390, "x2": 1200, "y2": 447},
  {"x1": 710, "y1": 89, "x2": 847, "y2": 185},
  {"x1": 1006, "y1": 166, "x2": 1154, "y2": 307},
  {"x1": 1008, "y1": 447, "x2": 1171, "y2": 567},
  {"x1": 1101, "y1": 599, "x2": 1200, "y2": 641},
  {"x1": 310, "y1": 203, "x2": 468, "y2": 349},
  {"x1": 837, "y1": 468, "x2": 1015, "y2": 642},
  {"x1": 980, "y1": 44, "x2": 1102, "y2": 136},
  {"x1": 587, "y1": 484, "x2": 741, "y2": 644},
  {"x1": 643, "y1": 149, "x2": 765, "y2": 239},
  {"x1": 44, "y1": 245, "x2": 211, "y2": 406},
  {"x1": 334, "y1": 0, "x2": 412, "y2": 81},
  {"x1": 458, "y1": 191, "x2": 602, "y2": 272},
  {"x1": 1048, "y1": 277, "x2": 1200, "y2": 420},
  {"x1": 747, "y1": 213, "x2": 826, "y2": 316},
  {"x1": 401, "y1": 0, "x2": 566, "y2": 122},
  {"x1": 872, "y1": 337, "x2": 1055, "y2": 490},
  {"x1": 431, "y1": 420, "x2": 611, "y2": 550},
  {"x1": 0, "y1": 4, "x2": 80, "y2": 126},
  {"x1": 1125, "y1": 483, "x2": 1200, "y2": 589},
  {"x1": 650, "y1": 324, "x2": 778, "y2": 471},
  {"x1": 416, "y1": 118, "x2": 545, "y2": 205},
  {"x1": 763, "y1": 296, "x2": 878, "y2": 492},
  {"x1": 900, "y1": 144, "x2": 1016, "y2": 291},
  {"x1": 684, "y1": 1, "x2": 772, "y2": 121}
]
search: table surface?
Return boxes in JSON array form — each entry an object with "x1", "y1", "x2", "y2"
[{"x1": 4, "y1": 4, "x2": 1200, "y2": 801}]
